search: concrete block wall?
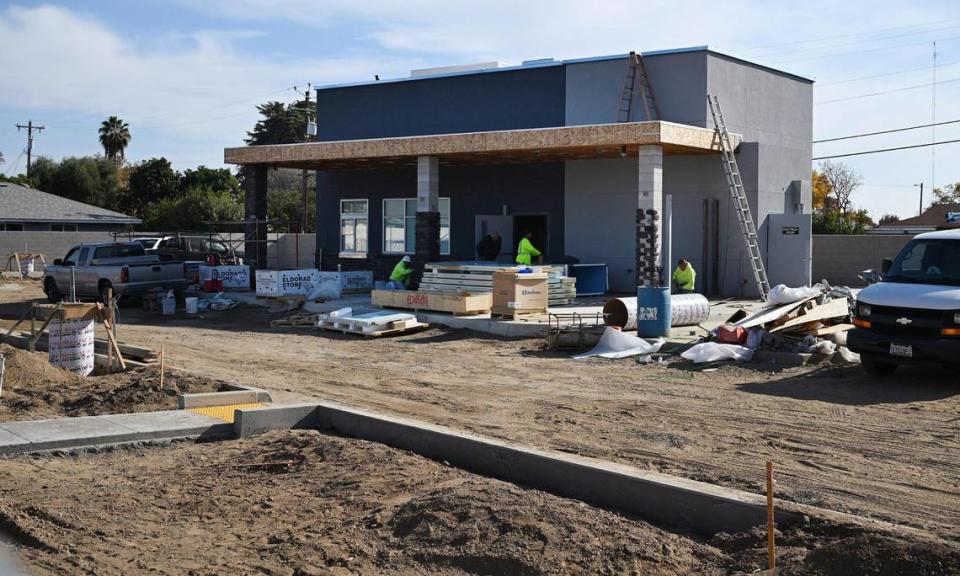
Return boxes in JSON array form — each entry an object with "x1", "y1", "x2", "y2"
[{"x1": 811, "y1": 234, "x2": 912, "y2": 287}]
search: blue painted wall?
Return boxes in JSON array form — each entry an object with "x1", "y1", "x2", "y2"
[
  {"x1": 315, "y1": 65, "x2": 566, "y2": 141},
  {"x1": 316, "y1": 163, "x2": 564, "y2": 260}
]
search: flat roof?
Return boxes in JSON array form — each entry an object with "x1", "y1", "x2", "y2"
[
  {"x1": 224, "y1": 121, "x2": 740, "y2": 170},
  {"x1": 314, "y1": 45, "x2": 812, "y2": 92}
]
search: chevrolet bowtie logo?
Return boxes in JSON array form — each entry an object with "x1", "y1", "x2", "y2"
[{"x1": 896, "y1": 317, "x2": 913, "y2": 325}]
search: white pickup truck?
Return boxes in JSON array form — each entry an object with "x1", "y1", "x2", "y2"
[
  {"x1": 849, "y1": 229, "x2": 960, "y2": 375},
  {"x1": 43, "y1": 242, "x2": 187, "y2": 303}
]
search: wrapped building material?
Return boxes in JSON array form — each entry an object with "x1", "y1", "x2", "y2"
[{"x1": 603, "y1": 293, "x2": 710, "y2": 330}]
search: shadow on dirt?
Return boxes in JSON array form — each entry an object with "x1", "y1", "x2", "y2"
[{"x1": 736, "y1": 364, "x2": 960, "y2": 405}]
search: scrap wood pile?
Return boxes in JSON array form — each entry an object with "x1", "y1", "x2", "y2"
[{"x1": 682, "y1": 283, "x2": 859, "y2": 364}]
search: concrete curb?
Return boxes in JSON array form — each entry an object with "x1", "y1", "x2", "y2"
[
  {"x1": 0, "y1": 411, "x2": 232, "y2": 456},
  {"x1": 177, "y1": 383, "x2": 272, "y2": 409},
  {"x1": 232, "y1": 402, "x2": 787, "y2": 535}
]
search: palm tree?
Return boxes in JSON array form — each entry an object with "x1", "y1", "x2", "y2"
[{"x1": 98, "y1": 116, "x2": 131, "y2": 163}]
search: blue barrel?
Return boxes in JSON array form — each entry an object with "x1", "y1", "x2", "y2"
[{"x1": 636, "y1": 286, "x2": 672, "y2": 337}]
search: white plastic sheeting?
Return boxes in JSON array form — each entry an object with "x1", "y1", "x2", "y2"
[
  {"x1": 681, "y1": 342, "x2": 754, "y2": 363},
  {"x1": 574, "y1": 327, "x2": 664, "y2": 360},
  {"x1": 767, "y1": 284, "x2": 823, "y2": 305}
]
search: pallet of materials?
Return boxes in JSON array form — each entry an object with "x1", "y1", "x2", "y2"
[
  {"x1": 316, "y1": 308, "x2": 428, "y2": 337},
  {"x1": 371, "y1": 289, "x2": 491, "y2": 315},
  {"x1": 420, "y1": 263, "x2": 576, "y2": 306}
]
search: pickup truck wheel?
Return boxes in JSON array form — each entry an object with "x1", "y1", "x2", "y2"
[
  {"x1": 862, "y1": 355, "x2": 898, "y2": 377},
  {"x1": 44, "y1": 279, "x2": 62, "y2": 303}
]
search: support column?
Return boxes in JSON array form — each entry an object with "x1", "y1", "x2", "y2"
[
  {"x1": 314, "y1": 171, "x2": 323, "y2": 269},
  {"x1": 636, "y1": 145, "x2": 663, "y2": 287},
  {"x1": 244, "y1": 164, "x2": 269, "y2": 270},
  {"x1": 415, "y1": 156, "x2": 440, "y2": 266}
]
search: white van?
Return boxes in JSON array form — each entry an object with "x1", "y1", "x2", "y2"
[{"x1": 849, "y1": 229, "x2": 960, "y2": 376}]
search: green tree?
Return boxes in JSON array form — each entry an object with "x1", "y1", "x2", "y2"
[
  {"x1": 267, "y1": 188, "x2": 315, "y2": 232},
  {"x1": 929, "y1": 183, "x2": 960, "y2": 207},
  {"x1": 143, "y1": 186, "x2": 243, "y2": 231},
  {"x1": 47, "y1": 156, "x2": 122, "y2": 208},
  {"x1": 180, "y1": 166, "x2": 241, "y2": 199},
  {"x1": 125, "y1": 157, "x2": 179, "y2": 217},
  {"x1": 98, "y1": 116, "x2": 131, "y2": 162}
]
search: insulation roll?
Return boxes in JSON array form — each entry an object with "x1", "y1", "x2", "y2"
[{"x1": 603, "y1": 294, "x2": 710, "y2": 330}]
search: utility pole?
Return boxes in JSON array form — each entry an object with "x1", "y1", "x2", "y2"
[
  {"x1": 915, "y1": 182, "x2": 924, "y2": 216},
  {"x1": 16, "y1": 120, "x2": 45, "y2": 178},
  {"x1": 293, "y1": 83, "x2": 314, "y2": 233}
]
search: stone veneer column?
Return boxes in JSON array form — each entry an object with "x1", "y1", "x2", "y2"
[
  {"x1": 636, "y1": 146, "x2": 663, "y2": 287},
  {"x1": 415, "y1": 156, "x2": 440, "y2": 266},
  {"x1": 244, "y1": 164, "x2": 269, "y2": 270}
]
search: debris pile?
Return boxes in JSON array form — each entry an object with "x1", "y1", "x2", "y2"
[{"x1": 684, "y1": 283, "x2": 858, "y2": 364}]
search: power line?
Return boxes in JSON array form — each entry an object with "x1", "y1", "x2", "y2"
[
  {"x1": 3, "y1": 149, "x2": 25, "y2": 177},
  {"x1": 813, "y1": 138, "x2": 960, "y2": 160},
  {"x1": 770, "y1": 33, "x2": 960, "y2": 65},
  {"x1": 730, "y1": 17, "x2": 960, "y2": 53},
  {"x1": 814, "y1": 76, "x2": 960, "y2": 105},
  {"x1": 747, "y1": 22, "x2": 960, "y2": 60},
  {"x1": 817, "y1": 60, "x2": 960, "y2": 86},
  {"x1": 813, "y1": 118, "x2": 960, "y2": 143}
]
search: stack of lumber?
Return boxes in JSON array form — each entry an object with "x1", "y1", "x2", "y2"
[
  {"x1": 316, "y1": 308, "x2": 428, "y2": 337},
  {"x1": 420, "y1": 263, "x2": 576, "y2": 306},
  {"x1": 371, "y1": 289, "x2": 491, "y2": 316},
  {"x1": 272, "y1": 308, "x2": 428, "y2": 337}
]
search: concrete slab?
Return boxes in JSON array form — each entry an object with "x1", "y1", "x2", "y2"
[
  {"x1": 102, "y1": 411, "x2": 231, "y2": 439},
  {"x1": 0, "y1": 411, "x2": 231, "y2": 455}
]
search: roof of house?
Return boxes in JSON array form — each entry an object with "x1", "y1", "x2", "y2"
[
  {"x1": 314, "y1": 46, "x2": 813, "y2": 92},
  {"x1": 0, "y1": 182, "x2": 140, "y2": 224},
  {"x1": 881, "y1": 203, "x2": 960, "y2": 228}
]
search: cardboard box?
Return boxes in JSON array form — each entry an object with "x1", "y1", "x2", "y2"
[
  {"x1": 199, "y1": 265, "x2": 250, "y2": 290},
  {"x1": 492, "y1": 271, "x2": 548, "y2": 311},
  {"x1": 255, "y1": 269, "x2": 320, "y2": 297}
]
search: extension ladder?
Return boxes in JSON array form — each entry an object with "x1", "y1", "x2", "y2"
[
  {"x1": 618, "y1": 52, "x2": 660, "y2": 122},
  {"x1": 707, "y1": 94, "x2": 771, "y2": 301}
]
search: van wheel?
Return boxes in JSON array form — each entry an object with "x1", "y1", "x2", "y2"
[
  {"x1": 862, "y1": 355, "x2": 898, "y2": 377},
  {"x1": 44, "y1": 278, "x2": 62, "y2": 303}
]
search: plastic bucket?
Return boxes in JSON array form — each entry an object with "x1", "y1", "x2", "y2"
[
  {"x1": 185, "y1": 297, "x2": 199, "y2": 314},
  {"x1": 636, "y1": 286, "x2": 671, "y2": 337},
  {"x1": 162, "y1": 294, "x2": 176, "y2": 316}
]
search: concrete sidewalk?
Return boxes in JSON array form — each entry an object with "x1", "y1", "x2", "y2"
[{"x1": 0, "y1": 410, "x2": 232, "y2": 455}]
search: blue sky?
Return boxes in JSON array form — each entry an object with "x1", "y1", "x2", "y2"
[{"x1": 1, "y1": 0, "x2": 959, "y2": 219}]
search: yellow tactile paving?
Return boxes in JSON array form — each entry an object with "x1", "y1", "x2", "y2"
[{"x1": 187, "y1": 403, "x2": 266, "y2": 424}]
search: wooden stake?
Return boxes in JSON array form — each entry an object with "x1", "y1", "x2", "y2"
[
  {"x1": 159, "y1": 346, "x2": 165, "y2": 389},
  {"x1": 106, "y1": 288, "x2": 114, "y2": 373},
  {"x1": 766, "y1": 461, "x2": 776, "y2": 570}
]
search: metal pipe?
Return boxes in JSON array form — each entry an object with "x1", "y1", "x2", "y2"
[{"x1": 663, "y1": 194, "x2": 672, "y2": 289}]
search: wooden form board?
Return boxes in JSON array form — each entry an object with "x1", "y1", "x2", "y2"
[
  {"x1": 371, "y1": 289, "x2": 492, "y2": 315},
  {"x1": 733, "y1": 296, "x2": 818, "y2": 329},
  {"x1": 769, "y1": 298, "x2": 849, "y2": 333}
]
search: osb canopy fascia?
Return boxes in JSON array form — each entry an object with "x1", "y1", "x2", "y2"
[{"x1": 224, "y1": 121, "x2": 739, "y2": 170}]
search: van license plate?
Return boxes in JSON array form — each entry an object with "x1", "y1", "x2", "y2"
[{"x1": 890, "y1": 343, "x2": 913, "y2": 358}]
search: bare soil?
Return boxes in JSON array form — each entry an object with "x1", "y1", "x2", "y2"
[
  {"x1": 3, "y1": 283, "x2": 960, "y2": 544},
  {"x1": 2, "y1": 430, "x2": 958, "y2": 576},
  {"x1": 0, "y1": 344, "x2": 226, "y2": 422}
]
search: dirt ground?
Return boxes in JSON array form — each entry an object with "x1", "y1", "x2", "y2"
[
  {"x1": 3, "y1": 282, "x2": 960, "y2": 546},
  {"x1": 2, "y1": 429, "x2": 958, "y2": 576},
  {"x1": 0, "y1": 344, "x2": 226, "y2": 422}
]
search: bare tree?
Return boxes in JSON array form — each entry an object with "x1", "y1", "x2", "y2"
[{"x1": 818, "y1": 159, "x2": 862, "y2": 216}]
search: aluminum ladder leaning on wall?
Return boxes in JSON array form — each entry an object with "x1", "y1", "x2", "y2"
[
  {"x1": 707, "y1": 94, "x2": 771, "y2": 301},
  {"x1": 618, "y1": 52, "x2": 660, "y2": 122}
]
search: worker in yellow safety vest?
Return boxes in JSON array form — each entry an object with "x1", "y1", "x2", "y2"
[
  {"x1": 515, "y1": 232, "x2": 542, "y2": 266},
  {"x1": 387, "y1": 255, "x2": 414, "y2": 289},
  {"x1": 671, "y1": 258, "x2": 696, "y2": 294}
]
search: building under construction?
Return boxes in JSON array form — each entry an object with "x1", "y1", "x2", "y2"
[{"x1": 226, "y1": 46, "x2": 813, "y2": 296}]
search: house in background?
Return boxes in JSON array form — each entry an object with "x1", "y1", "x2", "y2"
[
  {"x1": 870, "y1": 203, "x2": 960, "y2": 235},
  {"x1": 0, "y1": 182, "x2": 140, "y2": 232}
]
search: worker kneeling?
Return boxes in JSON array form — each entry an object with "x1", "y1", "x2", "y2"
[
  {"x1": 386, "y1": 255, "x2": 414, "y2": 290},
  {"x1": 672, "y1": 258, "x2": 696, "y2": 294}
]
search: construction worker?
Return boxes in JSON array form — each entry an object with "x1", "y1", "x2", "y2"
[
  {"x1": 515, "y1": 232, "x2": 542, "y2": 266},
  {"x1": 476, "y1": 231, "x2": 502, "y2": 261},
  {"x1": 672, "y1": 258, "x2": 696, "y2": 294},
  {"x1": 387, "y1": 255, "x2": 414, "y2": 290}
]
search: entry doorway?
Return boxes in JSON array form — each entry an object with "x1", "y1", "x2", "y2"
[{"x1": 514, "y1": 214, "x2": 548, "y2": 263}]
